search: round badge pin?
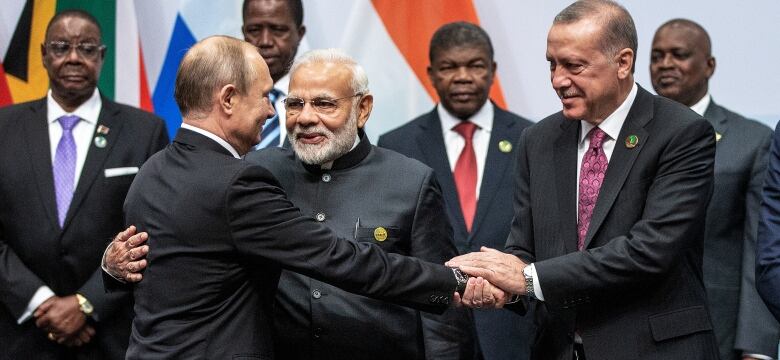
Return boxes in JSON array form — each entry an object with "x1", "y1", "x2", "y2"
[
  {"x1": 498, "y1": 140, "x2": 512, "y2": 153},
  {"x1": 94, "y1": 136, "x2": 107, "y2": 148},
  {"x1": 373, "y1": 227, "x2": 388, "y2": 242},
  {"x1": 715, "y1": 132, "x2": 722, "y2": 142},
  {"x1": 625, "y1": 135, "x2": 639, "y2": 149}
]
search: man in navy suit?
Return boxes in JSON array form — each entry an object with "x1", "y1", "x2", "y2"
[
  {"x1": 758, "y1": 125, "x2": 780, "y2": 322},
  {"x1": 378, "y1": 22, "x2": 534, "y2": 360}
]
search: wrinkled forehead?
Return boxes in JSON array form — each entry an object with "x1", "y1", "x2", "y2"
[
  {"x1": 46, "y1": 16, "x2": 101, "y2": 42},
  {"x1": 289, "y1": 62, "x2": 353, "y2": 97}
]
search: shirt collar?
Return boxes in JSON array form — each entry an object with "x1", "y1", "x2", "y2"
[
  {"x1": 689, "y1": 93, "x2": 711, "y2": 117},
  {"x1": 580, "y1": 83, "x2": 638, "y2": 144},
  {"x1": 180, "y1": 123, "x2": 241, "y2": 159},
  {"x1": 47, "y1": 88, "x2": 102, "y2": 125},
  {"x1": 437, "y1": 100, "x2": 494, "y2": 132}
]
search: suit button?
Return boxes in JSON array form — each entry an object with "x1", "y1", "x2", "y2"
[
  {"x1": 429, "y1": 295, "x2": 437, "y2": 303},
  {"x1": 315, "y1": 212, "x2": 326, "y2": 222},
  {"x1": 322, "y1": 173, "x2": 331, "y2": 182},
  {"x1": 314, "y1": 327, "x2": 323, "y2": 338},
  {"x1": 312, "y1": 289, "x2": 322, "y2": 299}
]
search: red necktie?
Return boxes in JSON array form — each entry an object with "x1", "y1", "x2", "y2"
[
  {"x1": 453, "y1": 121, "x2": 478, "y2": 232},
  {"x1": 577, "y1": 127, "x2": 608, "y2": 250}
]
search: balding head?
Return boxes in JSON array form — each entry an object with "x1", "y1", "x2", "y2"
[
  {"x1": 650, "y1": 19, "x2": 715, "y2": 106},
  {"x1": 175, "y1": 36, "x2": 275, "y2": 155},
  {"x1": 174, "y1": 36, "x2": 263, "y2": 117},
  {"x1": 554, "y1": 0, "x2": 637, "y2": 72}
]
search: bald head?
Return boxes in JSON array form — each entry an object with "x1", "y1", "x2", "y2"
[
  {"x1": 650, "y1": 18, "x2": 715, "y2": 106},
  {"x1": 174, "y1": 36, "x2": 265, "y2": 117}
]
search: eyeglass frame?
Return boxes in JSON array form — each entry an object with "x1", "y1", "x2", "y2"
[
  {"x1": 283, "y1": 93, "x2": 364, "y2": 115},
  {"x1": 43, "y1": 41, "x2": 106, "y2": 60}
]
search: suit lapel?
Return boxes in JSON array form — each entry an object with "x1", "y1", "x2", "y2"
[
  {"x1": 415, "y1": 109, "x2": 468, "y2": 234},
  {"x1": 583, "y1": 88, "x2": 652, "y2": 249},
  {"x1": 554, "y1": 117, "x2": 580, "y2": 254},
  {"x1": 703, "y1": 100, "x2": 728, "y2": 140},
  {"x1": 23, "y1": 100, "x2": 60, "y2": 228},
  {"x1": 471, "y1": 107, "x2": 514, "y2": 237},
  {"x1": 64, "y1": 99, "x2": 125, "y2": 229}
]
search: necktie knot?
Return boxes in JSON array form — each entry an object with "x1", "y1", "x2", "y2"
[
  {"x1": 58, "y1": 115, "x2": 80, "y2": 131},
  {"x1": 588, "y1": 127, "x2": 607, "y2": 149},
  {"x1": 453, "y1": 121, "x2": 478, "y2": 142}
]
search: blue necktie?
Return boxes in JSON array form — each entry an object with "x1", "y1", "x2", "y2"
[
  {"x1": 255, "y1": 88, "x2": 282, "y2": 150},
  {"x1": 53, "y1": 115, "x2": 80, "y2": 226}
]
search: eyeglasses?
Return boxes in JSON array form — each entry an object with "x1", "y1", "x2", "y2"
[
  {"x1": 44, "y1": 41, "x2": 105, "y2": 60},
  {"x1": 283, "y1": 93, "x2": 362, "y2": 115}
]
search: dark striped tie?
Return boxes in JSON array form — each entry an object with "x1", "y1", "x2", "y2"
[{"x1": 255, "y1": 88, "x2": 282, "y2": 149}]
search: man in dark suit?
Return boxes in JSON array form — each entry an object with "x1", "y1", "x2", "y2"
[
  {"x1": 758, "y1": 123, "x2": 780, "y2": 323},
  {"x1": 650, "y1": 18, "x2": 779, "y2": 360},
  {"x1": 449, "y1": 1, "x2": 720, "y2": 359},
  {"x1": 116, "y1": 36, "x2": 488, "y2": 359},
  {"x1": 242, "y1": 0, "x2": 306, "y2": 149},
  {"x1": 245, "y1": 49, "x2": 474, "y2": 359},
  {"x1": 0, "y1": 10, "x2": 168, "y2": 360},
  {"x1": 378, "y1": 22, "x2": 535, "y2": 360}
]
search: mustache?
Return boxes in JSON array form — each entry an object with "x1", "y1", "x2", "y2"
[{"x1": 557, "y1": 87, "x2": 582, "y2": 99}]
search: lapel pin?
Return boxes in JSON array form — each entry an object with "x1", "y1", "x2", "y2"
[
  {"x1": 715, "y1": 132, "x2": 722, "y2": 142},
  {"x1": 373, "y1": 227, "x2": 388, "y2": 242},
  {"x1": 96, "y1": 125, "x2": 110, "y2": 135},
  {"x1": 498, "y1": 140, "x2": 512, "y2": 153},
  {"x1": 625, "y1": 135, "x2": 639, "y2": 149},
  {"x1": 94, "y1": 136, "x2": 107, "y2": 148}
]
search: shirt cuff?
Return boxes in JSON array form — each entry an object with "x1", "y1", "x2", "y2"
[
  {"x1": 743, "y1": 353, "x2": 774, "y2": 360},
  {"x1": 525, "y1": 263, "x2": 545, "y2": 301},
  {"x1": 18, "y1": 286, "x2": 55, "y2": 324},
  {"x1": 101, "y1": 241, "x2": 126, "y2": 283}
]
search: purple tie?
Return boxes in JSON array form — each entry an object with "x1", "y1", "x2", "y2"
[
  {"x1": 53, "y1": 115, "x2": 80, "y2": 226},
  {"x1": 577, "y1": 127, "x2": 608, "y2": 250}
]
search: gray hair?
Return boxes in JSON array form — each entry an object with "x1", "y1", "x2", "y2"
[
  {"x1": 289, "y1": 49, "x2": 369, "y2": 95},
  {"x1": 554, "y1": 0, "x2": 637, "y2": 72}
]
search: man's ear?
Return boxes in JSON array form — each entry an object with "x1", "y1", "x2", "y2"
[
  {"x1": 616, "y1": 48, "x2": 634, "y2": 79},
  {"x1": 356, "y1": 94, "x2": 374, "y2": 128},
  {"x1": 219, "y1": 84, "x2": 238, "y2": 115}
]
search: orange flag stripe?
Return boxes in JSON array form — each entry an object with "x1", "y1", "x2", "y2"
[{"x1": 371, "y1": 0, "x2": 506, "y2": 109}]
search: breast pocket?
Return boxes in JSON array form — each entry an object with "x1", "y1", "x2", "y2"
[{"x1": 355, "y1": 225, "x2": 401, "y2": 252}]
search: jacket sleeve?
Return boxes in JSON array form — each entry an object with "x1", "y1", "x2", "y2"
[
  {"x1": 736, "y1": 128, "x2": 780, "y2": 356},
  {"x1": 757, "y1": 123, "x2": 780, "y2": 323},
  {"x1": 226, "y1": 164, "x2": 457, "y2": 314}
]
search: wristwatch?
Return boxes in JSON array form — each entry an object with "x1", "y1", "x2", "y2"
[
  {"x1": 523, "y1": 266, "x2": 536, "y2": 300},
  {"x1": 452, "y1": 268, "x2": 470, "y2": 296},
  {"x1": 75, "y1": 293, "x2": 94, "y2": 316}
]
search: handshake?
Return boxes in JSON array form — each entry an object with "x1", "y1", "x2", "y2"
[{"x1": 105, "y1": 227, "x2": 530, "y2": 310}]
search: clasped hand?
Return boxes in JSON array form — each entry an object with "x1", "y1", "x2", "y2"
[
  {"x1": 448, "y1": 247, "x2": 528, "y2": 309},
  {"x1": 34, "y1": 295, "x2": 94, "y2": 347}
]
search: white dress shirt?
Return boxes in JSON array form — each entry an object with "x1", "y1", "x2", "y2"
[
  {"x1": 19, "y1": 90, "x2": 103, "y2": 324},
  {"x1": 689, "y1": 93, "x2": 711, "y2": 117},
  {"x1": 180, "y1": 123, "x2": 241, "y2": 159},
  {"x1": 438, "y1": 101, "x2": 494, "y2": 198},
  {"x1": 528, "y1": 83, "x2": 638, "y2": 302}
]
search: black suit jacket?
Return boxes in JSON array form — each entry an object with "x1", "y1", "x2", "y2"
[
  {"x1": 248, "y1": 132, "x2": 474, "y2": 360},
  {"x1": 701, "y1": 101, "x2": 779, "y2": 359},
  {"x1": 379, "y1": 103, "x2": 535, "y2": 360},
  {"x1": 508, "y1": 86, "x2": 720, "y2": 360},
  {"x1": 0, "y1": 97, "x2": 168, "y2": 360},
  {"x1": 125, "y1": 128, "x2": 457, "y2": 359}
]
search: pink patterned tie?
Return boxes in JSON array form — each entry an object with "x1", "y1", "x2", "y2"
[{"x1": 577, "y1": 127, "x2": 608, "y2": 250}]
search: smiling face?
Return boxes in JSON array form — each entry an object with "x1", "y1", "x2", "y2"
[
  {"x1": 650, "y1": 24, "x2": 714, "y2": 106},
  {"x1": 546, "y1": 18, "x2": 632, "y2": 124},
  {"x1": 286, "y1": 61, "x2": 371, "y2": 165},
  {"x1": 42, "y1": 15, "x2": 104, "y2": 110},
  {"x1": 242, "y1": 0, "x2": 305, "y2": 83},
  {"x1": 428, "y1": 45, "x2": 495, "y2": 120}
]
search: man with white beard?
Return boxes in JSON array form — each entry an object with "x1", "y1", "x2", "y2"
[{"x1": 244, "y1": 49, "x2": 477, "y2": 360}]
